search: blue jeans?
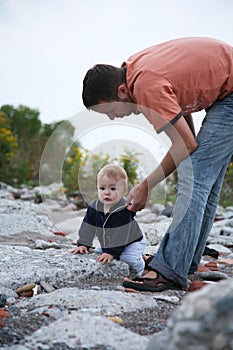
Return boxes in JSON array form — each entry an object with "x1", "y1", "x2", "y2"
[
  {"x1": 150, "y1": 93, "x2": 233, "y2": 289},
  {"x1": 95, "y1": 236, "x2": 147, "y2": 276}
]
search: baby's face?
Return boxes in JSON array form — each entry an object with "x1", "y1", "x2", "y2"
[{"x1": 97, "y1": 175, "x2": 126, "y2": 206}]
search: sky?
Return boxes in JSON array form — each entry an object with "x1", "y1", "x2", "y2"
[{"x1": 1, "y1": 0, "x2": 233, "y2": 125}]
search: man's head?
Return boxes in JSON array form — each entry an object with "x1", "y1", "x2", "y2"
[{"x1": 82, "y1": 64, "x2": 135, "y2": 120}]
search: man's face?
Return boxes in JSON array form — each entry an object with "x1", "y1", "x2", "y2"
[
  {"x1": 91, "y1": 83, "x2": 136, "y2": 120},
  {"x1": 92, "y1": 101, "x2": 136, "y2": 120}
]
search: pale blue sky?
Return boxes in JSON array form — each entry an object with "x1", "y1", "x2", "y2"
[{"x1": 1, "y1": 0, "x2": 233, "y2": 124}]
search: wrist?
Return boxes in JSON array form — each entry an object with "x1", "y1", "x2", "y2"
[{"x1": 141, "y1": 178, "x2": 150, "y2": 192}]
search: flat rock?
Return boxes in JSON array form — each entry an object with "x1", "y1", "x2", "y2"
[
  {"x1": 0, "y1": 214, "x2": 53, "y2": 236},
  {"x1": 146, "y1": 280, "x2": 233, "y2": 350},
  {"x1": 23, "y1": 312, "x2": 149, "y2": 350}
]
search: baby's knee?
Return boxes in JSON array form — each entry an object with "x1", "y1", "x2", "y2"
[{"x1": 121, "y1": 254, "x2": 145, "y2": 270}]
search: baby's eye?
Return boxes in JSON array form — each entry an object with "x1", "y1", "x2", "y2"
[
  {"x1": 111, "y1": 187, "x2": 116, "y2": 191},
  {"x1": 99, "y1": 187, "x2": 105, "y2": 190}
]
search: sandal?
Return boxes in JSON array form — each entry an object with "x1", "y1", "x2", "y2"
[{"x1": 123, "y1": 271, "x2": 178, "y2": 292}]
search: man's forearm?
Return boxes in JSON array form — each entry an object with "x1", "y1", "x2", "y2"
[
  {"x1": 145, "y1": 116, "x2": 198, "y2": 189},
  {"x1": 145, "y1": 149, "x2": 177, "y2": 190}
]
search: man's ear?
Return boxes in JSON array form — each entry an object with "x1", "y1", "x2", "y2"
[{"x1": 117, "y1": 84, "x2": 129, "y2": 99}]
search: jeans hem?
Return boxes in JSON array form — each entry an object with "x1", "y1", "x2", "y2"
[{"x1": 149, "y1": 258, "x2": 188, "y2": 290}]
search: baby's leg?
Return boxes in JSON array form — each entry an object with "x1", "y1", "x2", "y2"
[{"x1": 120, "y1": 237, "x2": 147, "y2": 277}]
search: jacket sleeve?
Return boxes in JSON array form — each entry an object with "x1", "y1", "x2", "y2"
[{"x1": 77, "y1": 206, "x2": 97, "y2": 248}]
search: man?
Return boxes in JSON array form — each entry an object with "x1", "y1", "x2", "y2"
[{"x1": 82, "y1": 37, "x2": 233, "y2": 291}]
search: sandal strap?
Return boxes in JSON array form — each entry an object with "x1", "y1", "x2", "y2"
[{"x1": 142, "y1": 271, "x2": 175, "y2": 288}]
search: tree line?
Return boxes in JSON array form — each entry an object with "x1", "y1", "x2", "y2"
[
  {"x1": 0, "y1": 105, "x2": 140, "y2": 200},
  {"x1": 0, "y1": 104, "x2": 232, "y2": 206},
  {"x1": 0, "y1": 105, "x2": 66, "y2": 186}
]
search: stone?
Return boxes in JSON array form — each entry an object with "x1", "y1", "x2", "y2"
[
  {"x1": 219, "y1": 258, "x2": 233, "y2": 265},
  {"x1": 16, "y1": 283, "x2": 36, "y2": 294},
  {"x1": 150, "y1": 203, "x2": 165, "y2": 215},
  {"x1": 0, "y1": 308, "x2": 9, "y2": 318},
  {"x1": 0, "y1": 214, "x2": 53, "y2": 236},
  {"x1": 107, "y1": 316, "x2": 124, "y2": 324},
  {"x1": 18, "y1": 290, "x2": 34, "y2": 298},
  {"x1": 204, "y1": 261, "x2": 218, "y2": 271},
  {"x1": 0, "y1": 308, "x2": 9, "y2": 328},
  {"x1": 22, "y1": 312, "x2": 149, "y2": 350},
  {"x1": 40, "y1": 280, "x2": 55, "y2": 293},
  {"x1": 160, "y1": 202, "x2": 174, "y2": 217},
  {"x1": 197, "y1": 271, "x2": 229, "y2": 281},
  {"x1": 187, "y1": 281, "x2": 210, "y2": 292},
  {"x1": 146, "y1": 280, "x2": 233, "y2": 350}
]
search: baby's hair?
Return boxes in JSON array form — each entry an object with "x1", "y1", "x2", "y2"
[{"x1": 97, "y1": 164, "x2": 128, "y2": 186}]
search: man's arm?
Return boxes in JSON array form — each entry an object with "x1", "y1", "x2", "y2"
[
  {"x1": 184, "y1": 113, "x2": 196, "y2": 136},
  {"x1": 127, "y1": 116, "x2": 198, "y2": 211}
]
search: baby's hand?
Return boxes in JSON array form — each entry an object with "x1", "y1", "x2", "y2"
[
  {"x1": 96, "y1": 253, "x2": 114, "y2": 264},
  {"x1": 70, "y1": 246, "x2": 89, "y2": 254}
]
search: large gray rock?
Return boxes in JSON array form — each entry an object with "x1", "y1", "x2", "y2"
[
  {"x1": 14, "y1": 287, "x2": 159, "y2": 316},
  {"x1": 8, "y1": 312, "x2": 150, "y2": 350},
  {"x1": 0, "y1": 245, "x2": 130, "y2": 294},
  {"x1": 146, "y1": 280, "x2": 233, "y2": 350},
  {"x1": 0, "y1": 214, "x2": 53, "y2": 236}
]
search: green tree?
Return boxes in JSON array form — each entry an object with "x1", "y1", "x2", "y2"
[
  {"x1": 0, "y1": 105, "x2": 41, "y2": 150},
  {"x1": 118, "y1": 149, "x2": 140, "y2": 189},
  {"x1": 0, "y1": 105, "x2": 42, "y2": 184},
  {"x1": 0, "y1": 105, "x2": 75, "y2": 185},
  {"x1": 62, "y1": 143, "x2": 86, "y2": 193},
  {"x1": 0, "y1": 112, "x2": 18, "y2": 179}
]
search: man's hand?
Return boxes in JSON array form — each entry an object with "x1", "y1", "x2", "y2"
[
  {"x1": 126, "y1": 181, "x2": 150, "y2": 212},
  {"x1": 96, "y1": 253, "x2": 114, "y2": 264},
  {"x1": 70, "y1": 245, "x2": 89, "y2": 254}
]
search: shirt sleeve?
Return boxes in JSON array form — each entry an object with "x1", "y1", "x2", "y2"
[
  {"x1": 132, "y1": 71, "x2": 183, "y2": 133},
  {"x1": 77, "y1": 206, "x2": 96, "y2": 248}
]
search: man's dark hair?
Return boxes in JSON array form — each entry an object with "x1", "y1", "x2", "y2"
[{"x1": 82, "y1": 64, "x2": 126, "y2": 108}]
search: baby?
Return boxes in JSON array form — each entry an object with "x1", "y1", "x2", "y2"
[{"x1": 71, "y1": 164, "x2": 146, "y2": 277}]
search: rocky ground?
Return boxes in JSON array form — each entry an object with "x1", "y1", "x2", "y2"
[
  {"x1": 0, "y1": 229, "x2": 186, "y2": 349},
  {"x1": 0, "y1": 266, "x2": 182, "y2": 346},
  {"x1": 0, "y1": 183, "x2": 233, "y2": 350}
]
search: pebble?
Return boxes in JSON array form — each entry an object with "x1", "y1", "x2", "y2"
[
  {"x1": 39, "y1": 280, "x2": 55, "y2": 293},
  {"x1": 16, "y1": 283, "x2": 36, "y2": 294},
  {"x1": 0, "y1": 308, "x2": 9, "y2": 328},
  {"x1": 107, "y1": 316, "x2": 124, "y2": 324}
]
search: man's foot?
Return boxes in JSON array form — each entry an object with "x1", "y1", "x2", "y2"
[
  {"x1": 123, "y1": 270, "x2": 179, "y2": 292},
  {"x1": 142, "y1": 270, "x2": 158, "y2": 278}
]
